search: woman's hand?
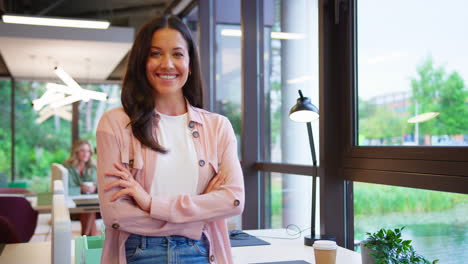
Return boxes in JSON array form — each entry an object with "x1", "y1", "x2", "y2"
[
  {"x1": 203, "y1": 170, "x2": 226, "y2": 194},
  {"x1": 104, "y1": 163, "x2": 151, "y2": 212}
]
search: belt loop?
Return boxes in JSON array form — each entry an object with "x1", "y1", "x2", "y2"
[{"x1": 140, "y1": 235, "x2": 147, "y2": 249}]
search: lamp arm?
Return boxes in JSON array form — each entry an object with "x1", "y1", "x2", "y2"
[
  {"x1": 307, "y1": 122, "x2": 317, "y2": 237},
  {"x1": 307, "y1": 122, "x2": 317, "y2": 167}
]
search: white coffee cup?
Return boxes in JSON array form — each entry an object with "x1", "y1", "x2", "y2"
[
  {"x1": 313, "y1": 240, "x2": 337, "y2": 264},
  {"x1": 80, "y1": 181, "x2": 95, "y2": 194}
]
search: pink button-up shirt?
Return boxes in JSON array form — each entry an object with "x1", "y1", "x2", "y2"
[{"x1": 96, "y1": 103, "x2": 245, "y2": 264}]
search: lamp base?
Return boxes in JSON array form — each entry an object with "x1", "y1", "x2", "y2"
[{"x1": 304, "y1": 234, "x2": 336, "y2": 246}]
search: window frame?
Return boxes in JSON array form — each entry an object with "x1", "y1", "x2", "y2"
[{"x1": 334, "y1": 0, "x2": 468, "y2": 249}]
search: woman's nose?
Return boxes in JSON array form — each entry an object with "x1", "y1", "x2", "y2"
[{"x1": 160, "y1": 55, "x2": 174, "y2": 69}]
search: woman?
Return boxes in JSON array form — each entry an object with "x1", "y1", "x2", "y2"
[
  {"x1": 96, "y1": 15, "x2": 244, "y2": 264},
  {"x1": 63, "y1": 139, "x2": 99, "y2": 236}
]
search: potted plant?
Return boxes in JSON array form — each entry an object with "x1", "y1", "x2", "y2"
[{"x1": 360, "y1": 227, "x2": 439, "y2": 264}]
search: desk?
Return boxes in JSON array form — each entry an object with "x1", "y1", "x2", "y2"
[
  {"x1": 232, "y1": 229, "x2": 361, "y2": 264},
  {"x1": 0, "y1": 241, "x2": 51, "y2": 264},
  {"x1": 28, "y1": 194, "x2": 100, "y2": 214},
  {"x1": 0, "y1": 241, "x2": 76, "y2": 264},
  {"x1": 0, "y1": 229, "x2": 361, "y2": 264}
]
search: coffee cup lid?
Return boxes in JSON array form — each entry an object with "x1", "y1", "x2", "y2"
[{"x1": 313, "y1": 240, "x2": 337, "y2": 250}]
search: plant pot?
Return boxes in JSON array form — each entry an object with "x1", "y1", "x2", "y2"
[{"x1": 360, "y1": 240, "x2": 376, "y2": 264}]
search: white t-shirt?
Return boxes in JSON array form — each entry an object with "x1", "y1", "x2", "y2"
[{"x1": 150, "y1": 112, "x2": 198, "y2": 197}]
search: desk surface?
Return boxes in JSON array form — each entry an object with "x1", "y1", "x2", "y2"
[
  {"x1": 0, "y1": 241, "x2": 51, "y2": 264},
  {"x1": 28, "y1": 194, "x2": 100, "y2": 214},
  {"x1": 0, "y1": 241, "x2": 76, "y2": 264},
  {"x1": 232, "y1": 229, "x2": 361, "y2": 264}
]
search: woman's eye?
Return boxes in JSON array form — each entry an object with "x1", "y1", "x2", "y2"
[
  {"x1": 174, "y1": 53, "x2": 184, "y2": 58},
  {"x1": 150, "y1": 52, "x2": 161, "y2": 57}
]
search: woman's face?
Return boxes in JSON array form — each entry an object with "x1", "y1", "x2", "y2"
[
  {"x1": 76, "y1": 143, "x2": 92, "y2": 163},
  {"x1": 146, "y1": 27, "x2": 190, "y2": 98}
]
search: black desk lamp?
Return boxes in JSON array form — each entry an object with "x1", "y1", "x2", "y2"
[{"x1": 289, "y1": 89, "x2": 335, "y2": 246}]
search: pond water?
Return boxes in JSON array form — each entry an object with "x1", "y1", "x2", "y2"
[
  {"x1": 407, "y1": 223, "x2": 467, "y2": 264},
  {"x1": 355, "y1": 204, "x2": 467, "y2": 264}
]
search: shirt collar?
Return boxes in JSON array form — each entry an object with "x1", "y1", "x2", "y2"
[
  {"x1": 186, "y1": 99, "x2": 204, "y2": 125},
  {"x1": 153, "y1": 98, "x2": 204, "y2": 125}
]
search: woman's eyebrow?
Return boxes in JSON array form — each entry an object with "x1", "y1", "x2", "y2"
[{"x1": 150, "y1": 46, "x2": 185, "y2": 50}]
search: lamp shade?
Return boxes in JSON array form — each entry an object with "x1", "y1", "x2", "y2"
[{"x1": 289, "y1": 90, "x2": 319, "y2": 123}]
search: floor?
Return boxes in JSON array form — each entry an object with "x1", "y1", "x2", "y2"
[{"x1": 30, "y1": 213, "x2": 103, "y2": 242}]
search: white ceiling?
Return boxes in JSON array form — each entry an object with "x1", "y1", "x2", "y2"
[{"x1": 0, "y1": 21, "x2": 134, "y2": 81}]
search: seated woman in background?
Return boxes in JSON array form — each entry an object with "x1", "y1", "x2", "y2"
[{"x1": 63, "y1": 139, "x2": 99, "y2": 236}]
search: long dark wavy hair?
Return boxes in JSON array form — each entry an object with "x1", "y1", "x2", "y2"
[{"x1": 121, "y1": 15, "x2": 204, "y2": 153}]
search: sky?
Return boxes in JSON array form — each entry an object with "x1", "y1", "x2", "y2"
[{"x1": 357, "y1": 0, "x2": 468, "y2": 100}]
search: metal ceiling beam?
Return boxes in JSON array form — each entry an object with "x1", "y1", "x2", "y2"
[
  {"x1": 62, "y1": 2, "x2": 166, "y2": 18},
  {"x1": 37, "y1": 0, "x2": 68, "y2": 16}
]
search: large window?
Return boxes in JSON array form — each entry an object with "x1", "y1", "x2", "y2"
[
  {"x1": 347, "y1": 0, "x2": 468, "y2": 253},
  {"x1": 14, "y1": 80, "x2": 70, "y2": 192},
  {"x1": 215, "y1": 23, "x2": 242, "y2": 147},
  {"x1": 354, "y1": 182, "x2": 468, "y2": 263},
  {"x1": 265, "y1": 0, "x2": 319, "y2": 165},
  {"x1": 2, "y1": 80, "x2": 121, "y2": 192},
  {"x1": 263, "y1": 0, "x2": 319, "y2": 229},
  {"x1": 357, "y1": 0, "x2": 468, "y2": 146}
]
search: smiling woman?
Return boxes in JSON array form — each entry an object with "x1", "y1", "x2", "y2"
[{"x1": 96, "y1": 15, "x2": 244, "y2": 264}]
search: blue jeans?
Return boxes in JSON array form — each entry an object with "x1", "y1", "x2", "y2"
[{"x1": 125, "y1": 234, "x2": 210, "y2": 264}]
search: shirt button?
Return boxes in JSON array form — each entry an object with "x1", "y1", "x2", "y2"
[
  {"x1": 234, "y1": 199, "x2": 240, "y2": 207},
  {"x1": 199, "y1": 160, "x2": 205, "y2": 167},
  {"x1": 210, "y1": 255, "x2": 215, "y2": 262},
  {"x1": 188, "y1": 121, "x2": 195, "y2": 128},
  {"x1": 192, "y1": 131, "x2": 199, "y2": 138},
  {"x1": 111, "y1": 223, "x2": 120, "y2": 229}
]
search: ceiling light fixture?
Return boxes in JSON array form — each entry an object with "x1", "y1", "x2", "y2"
[
  {"x1": 36, "y1": 105, "x2": 72, "y2": 124},
  {"x1": 53, "y1": 67, "x2": 107, "y2": 102},
  {"x1": 2, "y1": 14, "x2": 110, "y2": 29},
  {"x1": 32, "y1": 66, "x2": 107, "y2": 118}
]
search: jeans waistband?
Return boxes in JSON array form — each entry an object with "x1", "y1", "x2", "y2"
[{"x1": 127, "y1": 234, "x2": 205, "y2": 247}]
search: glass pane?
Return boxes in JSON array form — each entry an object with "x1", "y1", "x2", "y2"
[
  {"x1": 78, "y1": 83, "x2": 121, "y2": 147},
  {"x1": 357, "y1": 0, "x2": 468, "y2": 146},
  {"x1": 265, "y1": 172, "x2": 318, "y2": 233},
  {"x1": 354, "y1": 182, "x2": 468, "y2": 263},
  {"x1": 184, "y1": 5, "x2": 199, "y2": 42},
  {"x1": 215, "y1": 24, "x2": 242, "y2": 154},
  {"x1": 0, "y1": 79, "x2": 11, "y2": 186},
  {"x1": 14, "y1": 81, "x2": 71, "y2": 192},
  {"x1": 265, "y1": 0, "x2": 319, "y2": 164}
]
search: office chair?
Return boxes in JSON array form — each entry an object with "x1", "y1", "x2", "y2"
[{"x1": 0, "y1": 196, "x2": 38, "y2": 243}]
